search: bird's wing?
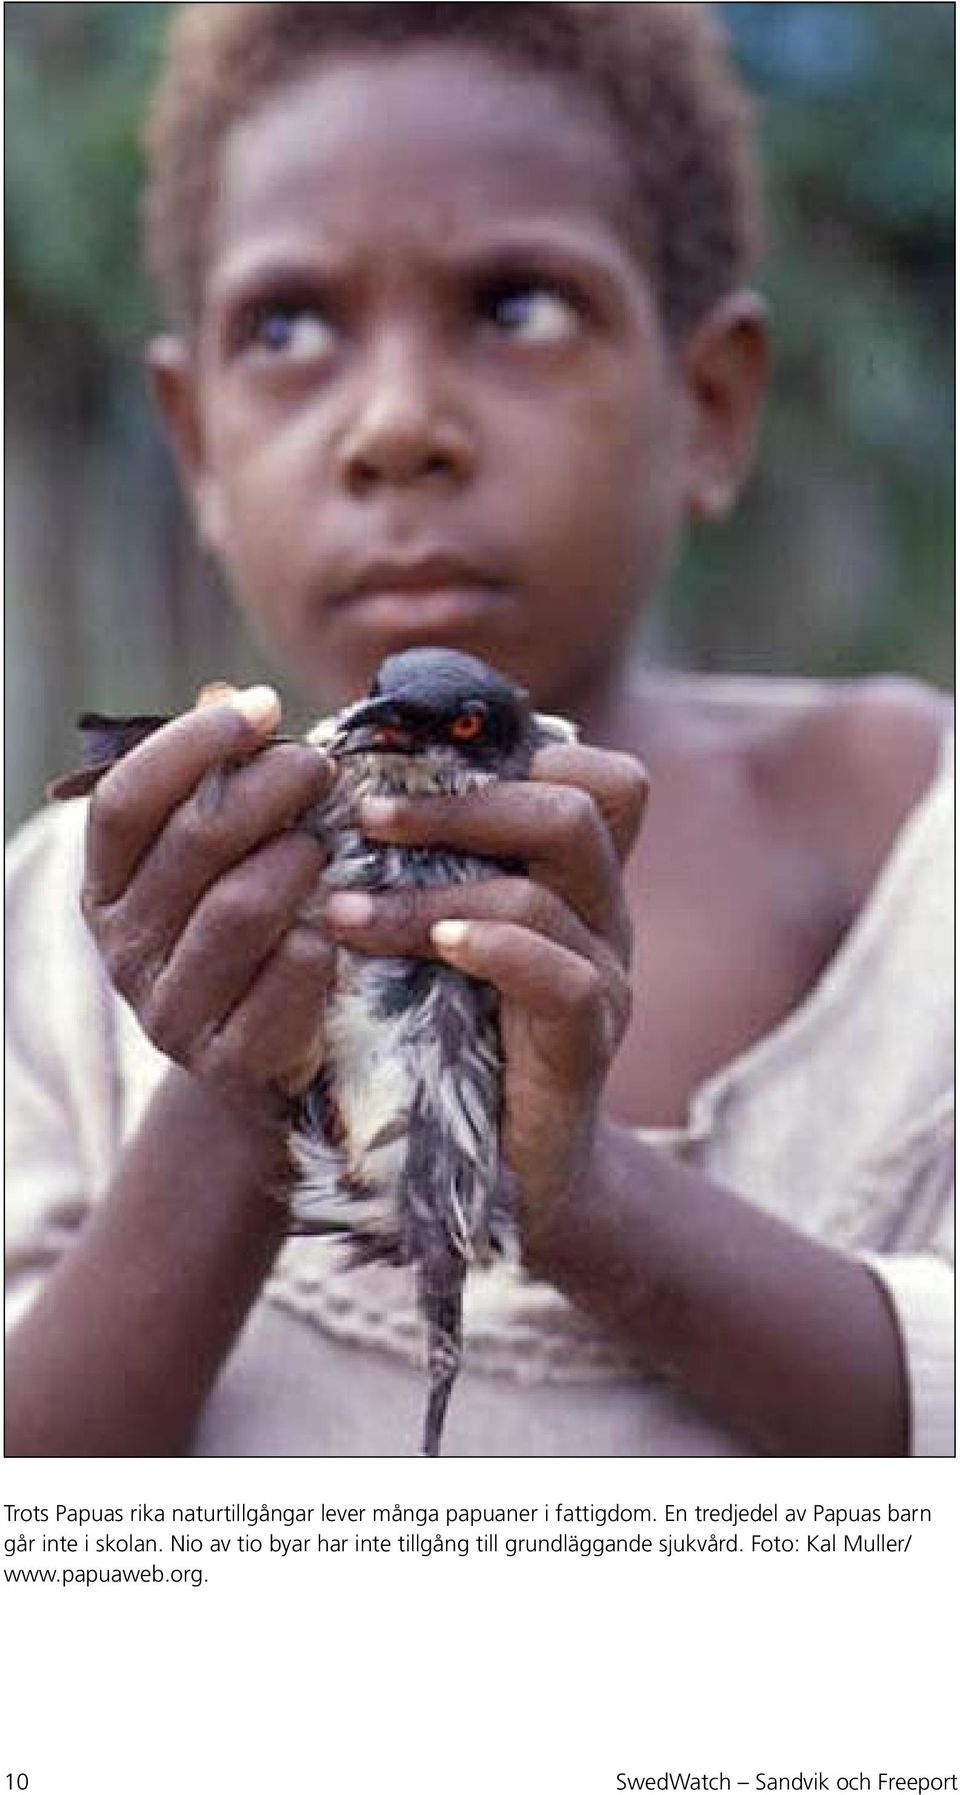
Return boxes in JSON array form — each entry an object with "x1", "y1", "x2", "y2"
[
  {"x1": 46, "y1": 713, "x2": 174, "y2": 799},
  {"x1": 46, "y1": 709, "x2": 315, "y2": 802}
]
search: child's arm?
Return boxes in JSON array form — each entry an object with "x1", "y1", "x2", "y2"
[
  {"x1": 5, "y1": 1070, "x2": 291, "y2": 1455},
  {"x1": 524, "y1": 1127, "x2": 908, "y2": 1456},
  {"x1": 323, "y1": 735, "x2": 920, "y2": 1457},
  {"x1": 5, "y1": 691, "x2": 335, "y2": 1456}
]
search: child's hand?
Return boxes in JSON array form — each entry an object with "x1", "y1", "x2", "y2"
[
  {"x1": 322, "y1": 741, "x2": 648, "y2": 1242},
  {"x1": 81, "y1": 687, "x2": 336, "y2": 1126}
]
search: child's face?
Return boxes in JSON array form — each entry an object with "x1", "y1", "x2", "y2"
[{"x1": 160, "y1": 46, "x2": 702, "y2": 711}]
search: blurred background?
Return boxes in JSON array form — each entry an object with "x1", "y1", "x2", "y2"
[{"x1": 4, "y1": 1, "x2": 955, "y2": 830}]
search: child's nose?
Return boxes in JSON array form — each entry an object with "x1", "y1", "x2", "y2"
[{"x1": 336, "y1": 334, "x2": 475, "y2": 496}]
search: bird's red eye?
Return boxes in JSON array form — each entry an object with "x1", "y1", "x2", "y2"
[{"x1": 450, "y1": 709, "x2": 485, "y2": 742}]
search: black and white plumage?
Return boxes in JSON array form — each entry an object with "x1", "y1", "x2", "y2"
[
  {"x1": 51, "y1": 649, "x2": 575, "y2": 1455},
  {"x1": 294, "y1": 648, "x2": 575, "y2": 1454}
]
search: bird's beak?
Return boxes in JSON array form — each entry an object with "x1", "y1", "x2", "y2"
[{"x1": 328, "y1": 696, "x2": 416, "y2": 758}]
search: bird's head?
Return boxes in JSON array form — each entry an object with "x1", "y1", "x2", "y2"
[{"x1": 326, "y1": 648, "x2": 554, "y2": 777}]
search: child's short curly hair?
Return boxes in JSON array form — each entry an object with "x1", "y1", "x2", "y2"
[{"x1": 144, "y1": 2, "x2": 761, "y2": 343}]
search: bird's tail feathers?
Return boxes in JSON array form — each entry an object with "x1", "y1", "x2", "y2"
[{"x1": 417, "y1": 1245, "x2": 466, "y2": 1457}]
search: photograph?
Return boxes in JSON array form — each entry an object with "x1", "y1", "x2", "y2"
[{"x1": 5, "y1": 2, "x2": 954, "y2": 1461}]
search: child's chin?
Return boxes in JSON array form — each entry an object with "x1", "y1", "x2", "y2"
[
  {"x1": 334, "y1": 601, "x2": 515, "y2": 674},
  {"x1": 341, "y1": 585, "x2": 506, "y2": 639}
]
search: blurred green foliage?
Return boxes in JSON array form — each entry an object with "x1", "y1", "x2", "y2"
[
  {"x1": 3, "y1": 3, "x2": 954, "y2": 825},
  {"x1": 675, "y1": 2, "x2": 954, "y2": 682},
  {"x1": 5, "y1": 3, "x2": 165, "y2": 346}
]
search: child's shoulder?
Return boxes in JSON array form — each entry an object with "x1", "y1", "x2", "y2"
[
  {"x1": 655, "y1": 669, "x2": 952, "y2": 913},
  {"x1": 753, "y1": 672, "x2": 948, "y2": 897},
  {"x1": 755, "y1": 669, "x2": 951, "y2": 780}
]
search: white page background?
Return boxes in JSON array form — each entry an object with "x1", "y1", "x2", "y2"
[{"x1": 2, "y1": 1450, "x2": 955, "y2": 1794}]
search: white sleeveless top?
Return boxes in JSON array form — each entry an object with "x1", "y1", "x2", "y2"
[{"x1": 5, "y1": 700, "x2": 953, "y2": 1455}]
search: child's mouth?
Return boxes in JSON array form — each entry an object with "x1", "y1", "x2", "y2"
[
  {"x1": 331, "y1": 554, "x2": 511, "y2": 641},
  {"x1": 337, "y1": 585, "x2": 507, "y2": 636}
]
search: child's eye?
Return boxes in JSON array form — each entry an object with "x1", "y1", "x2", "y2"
[
  {"x1": 241, "y1": 302, "x2": 336, "y2": 363},
  {"x1": 479, "y1": 282, "x2": 580, "y2": 346}
]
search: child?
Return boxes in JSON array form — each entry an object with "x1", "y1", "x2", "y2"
[{"x1": 5, "y1": 3, "x2": 952, "y2": 1457}]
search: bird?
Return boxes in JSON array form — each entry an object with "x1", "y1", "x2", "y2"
[
  {"x1": 50, "y1": 648, "x2": 575, "y2": 1454},
  {"x1": 293, "y1": 648, "x2": 575, "y2": 1453}
]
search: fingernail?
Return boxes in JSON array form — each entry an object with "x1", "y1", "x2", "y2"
[
  {"x1": 361, "y1": 796, "x2": 399, "y2": 830},
  {"x1": 229, "y1": 685, "x2": 281, "y2": 729},
  {"x1": 195, "y1": 680, "x2": 238, "y2": 709},
  {"x1": 431, "y1": 920, "x2": 470, "y2": 950},
  {"x1": 325, "y1": 892, "x2": 376, "y2": 928}
]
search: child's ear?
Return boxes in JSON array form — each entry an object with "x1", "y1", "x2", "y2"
[
  {"x1": 680, "y1": 292, "x2": 769, "y2": 522},
  {"x1": 146, "y1": 336, "x2": 228, "y2": 554}
]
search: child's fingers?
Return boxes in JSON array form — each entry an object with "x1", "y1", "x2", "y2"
[
  {"x1": 193, "y1": 922, "x2": 335, "y2": 1098},
  {"x1": 122, "y1": 833, "x2": 332, "y2": 1062},
  {"x1": 324, "y1": 873, "x2": 619, "y2": 971},
  {"x1": 195, "y1": 680, "x2": 240, "y2": 709},
  {"x1": 360, "y1": 780, "x2": 629, "y2": 952},
  {"x1": 84, "y1": 687, "x2": 284, "y2": 903},
  {"x1": 429, "y1": 918, "x2": 630, "y2": 1080},
  {"x1": 93, "y1": 741, "x2": 331, "y2": 947},
  {"x1": 531, "y1": 742, "x2": 650, "y2": 864}
]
